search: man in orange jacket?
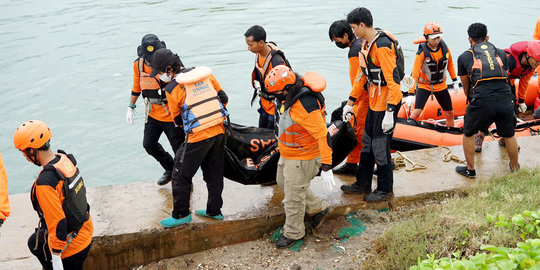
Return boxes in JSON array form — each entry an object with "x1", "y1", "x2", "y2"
[
  {"x1": 149, "y1": 49, "x2": 230, "y2": 228},
  {"x1": 245, "y1": 25, "x2": 291, "y2": 129},
  {"x1": 264, "y1": 65, "x2": 335, "y2": 248},
  {"x1": 127, "y1": 34, "x2": 185, "y2": 186},
  {"x1": 14, "y1": 120, "x2": 93, "y2": 270},
  {"x1": 340, "y1": 7, "x2": 403, "y2": 202},
  {"x1": 328, "y1": 19, "x2": 369, "y2": 175},
  {"x1": 0, "y1": 153, "x2": 10, "y2": 229}
]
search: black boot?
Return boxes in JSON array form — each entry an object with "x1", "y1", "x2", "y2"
[
  {"x1": 364, "y1": 190, "x2": 394, "y2": 202},
  {"x1": 332, "y1": 163, "x2": 358, "y2": 175},
  {"x1": 340, "y1": 183, "x2": 371, "y2": 194},
  {"x1": 311, "y1": 207, "x2": 332, "y2": 231},
  {"x1": 157, "y1": 170, "x2": 172, "y2": 186},
  {"x1": 276, "y1": 235, "x2": 297, "y2": 248}
]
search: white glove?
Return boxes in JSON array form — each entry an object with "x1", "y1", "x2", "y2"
[
  {"x1": 381, "y1": 110, "x2": 395, "y2": 133},
  {"x1": 126, "y1": 107, "x2": 135, "y2": 125},
  {"x1": 320, "y1": 170, "x2": 336, "y2": 191},
  {"x1": 453, "y1": 81, "x2": 460, "y2": 96},
  {"x1": 51, "y1": 254, "x2": 64, "y2": 270},
  {"x1": 401, "y1": 75, "x2": 415, "y2": 89},
  {"x1": 342, "y1": 105, "x2": 353, "y2": 122},
  {"x1": 405, "y1": 95, "x2": 415, "y2": 108},
  {"x1": 517, "y1": 103, "x2": 527, "y2": 113}
]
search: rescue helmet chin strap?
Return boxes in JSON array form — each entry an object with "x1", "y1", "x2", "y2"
[{"x1": 24, "y1": 148, "x2": 41, "y2": 167}]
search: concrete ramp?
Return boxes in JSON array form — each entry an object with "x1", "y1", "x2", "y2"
[{"x1": 1, "y1": 136, "x2": 538, "y2": 269}]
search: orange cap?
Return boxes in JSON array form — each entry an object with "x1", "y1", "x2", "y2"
[
  {"x1": 265, "y1": 65, "x2": 296, "y2": 93},
  {"x1": 13, "y1": 120, "x2": 52, "y2": 151}
]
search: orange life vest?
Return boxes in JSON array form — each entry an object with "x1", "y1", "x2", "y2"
[
  {"x1": 176, "y1": 66, "x2": 229, "y2": 134},
  {"x1": 139, "y1": 58, "x2": 167, "y2": 105}
]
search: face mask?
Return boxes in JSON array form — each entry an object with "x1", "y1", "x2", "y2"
[
  {"x1": 159, "y1": 72, "x2": 172, "y2": 83},
  {"x1": 335, "y1": 41, "x2": 348, "y2": 49}
]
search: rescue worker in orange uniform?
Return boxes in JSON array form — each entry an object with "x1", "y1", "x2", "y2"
[
  {"x1": 244, "y1": 25, "x2": 291, "y2": 129},
  {"x1": 127, "y1": 34, "x2": 185, "y2": 186},
  {"x1": 328, "y1": 19, "x2": 369, "y2": 175},
  {"x1": 406, "y1": 22, "x2": 459, "y2": 127},
  {"x1": 13, "y1": 120, "x2": 93, "y2": 270},
  {"x1": 148, "y1": 49, "x2": 229, "y2": 228},
  {"x1": 264, "y1": 65, "x2": 335, "y2": 248},
  {"x1": 340, "y1": 7, "x2": 403, "y2": 202},
  {"x1": 0, "y1": 153, "x2": 10, "y2": 229},
  {"x1": 456, "y1": 23, "x2": 520, "y2": 178},
  {"x1": 535, "y1": 18, "x2": 540, "y2": 82}
]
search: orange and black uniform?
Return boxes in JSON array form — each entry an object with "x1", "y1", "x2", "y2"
[
  {"x1": 504, "y1": 41, "x2": 536, "y2": 104},
  {"x1": 164, "y1": 70, "x2": 228, "y2": 218},
  {"x1": 276, "y1": 90, "x2": 332, "y2": 166},
  {"x1": 252, "y1": 44, "x2": 290, "y2": 129},
  {"x1": 28, "y1": 154, "x2": 93, "y2": 270},
  {"x1": 131, "y1": 58, "x2": 184, "y2": 172},
  {"x1": 409, "y1": 40, "x2": 457, "y2": 111},
  {"x1": 0, "y1": 153, "x2": 10, "y2": 226},
  {"x1": 350, "y1": 31, "x2": 403, "y2": 193},
  {"x1": 345, "y1": 38, "x2": 368, "y2": 164}
]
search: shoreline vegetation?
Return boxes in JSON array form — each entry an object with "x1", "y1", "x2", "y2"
[{"x1": 366, "y1": 167, "x2": 540, "y2": 269}]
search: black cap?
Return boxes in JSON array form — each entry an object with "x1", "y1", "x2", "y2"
[
  {"x1": 149, "y1": 49, "x2": 180, "y2": 77},
  {"x1": 137, "y1": 34, "x2": 166, "y2": 60}
]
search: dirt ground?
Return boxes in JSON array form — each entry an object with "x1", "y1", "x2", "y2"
[{"x1": 134, "y1": 208, "x2": 411, "y2": 270}]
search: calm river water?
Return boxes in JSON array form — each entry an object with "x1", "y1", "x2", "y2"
[{"x1": 1, "y1": 0, "x2": 538, "y2": 193}]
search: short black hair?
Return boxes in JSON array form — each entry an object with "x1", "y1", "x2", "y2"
[
  {"x1": 328, "y1": 20, "x2": 354, "y2": 41},
  {"x1": 467, "y1": 23, "x2": 488, "y2": 43},
  {"x1": 346, "y1": 7, "x2": 373, "y2": 27},
  {"x1": 244, "y1": 25, "x2": 266, "y2": 42}
]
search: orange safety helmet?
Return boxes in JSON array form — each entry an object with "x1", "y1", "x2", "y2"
[
  {"x1": 13, "y1": 120, "x2": 52, "y2": 151},
  {"x1": 265, "y1": 65, "x2": 296, "y2": 93},
  {"x1": 424, "y1": 22, "x2": 443, "y2": 36},
  {"x1": 526, "y1": 40, "x2": 540, "y2": 61}
]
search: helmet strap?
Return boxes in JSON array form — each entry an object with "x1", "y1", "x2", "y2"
[{"x1": 24, "y1": 148, "x2": 41, "y2": 166}]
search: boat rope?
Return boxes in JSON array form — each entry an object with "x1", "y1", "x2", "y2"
[
  {"x1": 395, "y1": 151, "x2": 427, "y2": 171},
  {"x1": 439, "y1": 146, "x2": 466, "y2": 164}
]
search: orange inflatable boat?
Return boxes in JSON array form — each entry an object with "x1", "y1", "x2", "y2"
[
  {"x1": 398, "y1": 76, "x2": 539, "y2": 120},
  {"x1": 391, "y1": 118, "x2": 540, "y2": 151}
]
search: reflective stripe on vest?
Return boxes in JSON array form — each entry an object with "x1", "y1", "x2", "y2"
[
  {"x1": 177, "y1": 66, "x2": 229, "y2": 134},
  {"x1": 418, "y1": 41, "x2": 449, "y2": 84},
  {"x1": 469, "y1": 41, "x2": 508, "y2": 87},
  {"x1": 274, "y1": 87, "x2": 324, "y2": 151}
]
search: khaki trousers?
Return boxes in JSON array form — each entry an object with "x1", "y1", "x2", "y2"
[{"x1": 276, "y1": 156, "x2": 329, "y2": 240}]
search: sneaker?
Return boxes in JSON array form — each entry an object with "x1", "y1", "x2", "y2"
[
  {"x1": 157, "y1": 170, "x2": 172, "y2": 186},
  {"x1": 160, "y1": 214, "x2": 192, "y2": 228},
  {"x1": 340, "y1": 183, "x2": 371, "y2": 194},
  {"x1": 509, "y1": 162, "x2": 520, "y2": 173},
  {"x1": 364, "y1": 190, "x2": 394, "y2": 202},
  {"x1": 311, "y1": 207, "x2": 333, "y2": 231},
  {"x1": 332, "y1": 163, "x2": 358, "y2": 175},
  {"x1": 474, "y1": 133, "x2": 485, "y2": 153},
  {"x1": 194, "y1": 209, "x2": 224, "y2": 220},
  {"x1": 276, "y1": 235, "x2": 297, "y2": 248},
  {"x1": 455, "y1": 166, "x2": 476, "y2": 179}
]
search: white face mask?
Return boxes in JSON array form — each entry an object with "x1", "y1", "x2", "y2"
[{"x1": 159, "y1": 72, "x2": 172, "y2": 83}]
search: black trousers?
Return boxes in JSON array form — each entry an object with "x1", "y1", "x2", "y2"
[
  {"x1": 257, "y1": 106, "x2": 275, "y2": 129},
  {"x1": 171, "y1": 133, "x2": 225, "y2": 218},
  {"x1": 28, "y1": 229, "x2": 91, "y2": 270},
  {"x1": 355, "y1": 108, "x2": 399, "y2": 193},
  {"x1": 143, "y1": 116, "x2": 185, "y2": 171}
]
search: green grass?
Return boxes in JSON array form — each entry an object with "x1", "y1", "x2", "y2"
[{"x1": 364, "y1": 168, "x2": 540, "y2": 270}]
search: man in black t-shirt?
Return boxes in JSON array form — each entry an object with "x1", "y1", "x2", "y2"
[{"x1": 456, "y1": 23, "x2": 520, "y2": 178}]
